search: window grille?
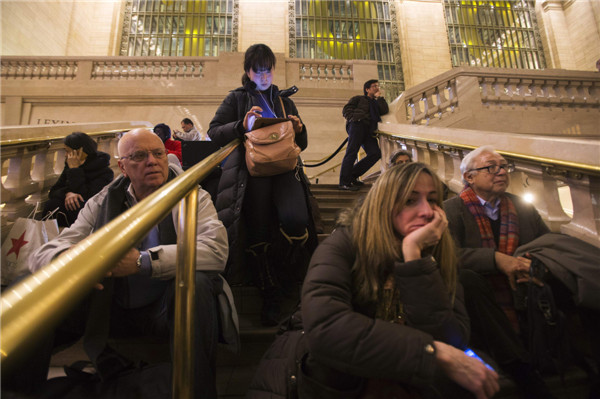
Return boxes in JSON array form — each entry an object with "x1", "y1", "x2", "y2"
[
  {"x1": 443, "y1": 0, "x2": 545, "y2": 69},
  {"x1": 120, "y1": 0, "x2": 238, "y2": 56},
  {"x1": 290, "y1": 0, "x2": 404, "y2": 99}
]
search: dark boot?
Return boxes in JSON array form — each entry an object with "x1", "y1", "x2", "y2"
[
  {"x1": 279, "y1": 228, "x2": 310, "y2": 293},
  {"x1": 247, "y1": 242, "x2": 282, "y2": 327}
]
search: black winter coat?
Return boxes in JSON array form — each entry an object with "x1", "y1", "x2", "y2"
[
  {"x1": 48, "y1": 151, "x2": 114, "y2": 203},
  {"x1": 207, "y1": 81, "x2": 314, "y2": 282},
  {"x1": 342, "y1": 95, "x2": 389, "y2": 123},
  {"x1": 248, "y1": 226, "x2": 470, "y2": 398}
]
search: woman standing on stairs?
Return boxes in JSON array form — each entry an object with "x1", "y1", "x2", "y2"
[
  {"x1": 297, "y1": 163, "x2": 499, "y2": 398},
  {"x1": 208, "y1": 43, "x2": 318, "y2": 326}
]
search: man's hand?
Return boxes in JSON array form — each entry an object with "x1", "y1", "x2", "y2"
[
  {"x1": 64, "y1": 192, "x2": 84, "y2": 211},
  {"x1": 287, "y1": 114, "x2": 303, "y2": 133},
  {"x1": 95, "y1": 248, "x2": 140, "y2": 290},
  {"x1": 494, "y1": 252, "x2": 533, "y2": 290}
]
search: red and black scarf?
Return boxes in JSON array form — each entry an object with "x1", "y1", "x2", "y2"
[
  {"x1": 460, "y1": 185, "x2": 521, "y2": 331},
  {"x1": 459, "y1": 186, "x2": 519, "y2": 254}
]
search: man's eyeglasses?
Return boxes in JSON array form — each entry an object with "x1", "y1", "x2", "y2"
[
  {"x1": 120, "y1": 149, "x2": 167, "y2": 162},
  {"x1": 470, "y1": 163, "x2": 515, "y2": 174}
]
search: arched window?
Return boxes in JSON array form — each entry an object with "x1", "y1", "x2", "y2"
[
  {"x1": 290, "y1": 0, "x2": 404, "y2": 99},
  {"x1": 443, "y1": 0, "x2": 545, "y2": 69},
  {"x1": 120, "y1": 0, "x2": 238, "y2": 56}
]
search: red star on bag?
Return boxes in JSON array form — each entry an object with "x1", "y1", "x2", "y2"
[{"x1": 7, "y1": 231, "x2": 29, "y2": 259}]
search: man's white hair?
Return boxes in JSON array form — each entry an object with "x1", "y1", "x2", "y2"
[{"x1": 460, "y1": 145, "x2": 498, "y2": 184}]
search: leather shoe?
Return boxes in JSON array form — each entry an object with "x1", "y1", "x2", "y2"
[
  {"x1": 338, "y1": 184, "x2": 359, "y2": 191},
  {"x1": 351, "y1": 179, "x2": 364, "y2": 187}
]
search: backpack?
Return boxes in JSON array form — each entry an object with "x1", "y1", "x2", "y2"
[{"x1": 526, "y1": 257, "x2": 570, "y2": 376}]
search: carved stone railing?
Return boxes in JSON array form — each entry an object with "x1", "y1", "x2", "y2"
[
  {"x1": 297, "y1": 61, "x2": 353, "y2": 83},
  {"x1": 0, "y1": 57, "x2": 210, "y2": 81},
  {"x1": 0, "y1": 56, "x2": 371, "y2": 91},
  {"x1": 91, "y1": 59, "x2": 205, "y2": 80},
  {"x1": 0, "y1": 60, "x2": 79, "y2": 80},
  {"x1": 0, "y1": 122, "x2": 151, "y2": 242},
  {"x1": 392, "y1": 67, "x2": 600, "y2": 136},
  {"x1": 377, "y1": 124, "x2": 600, "y2": 248}
]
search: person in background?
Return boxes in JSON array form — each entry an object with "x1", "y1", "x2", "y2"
[
  {"x1": 389, "y1": 149, "x2": 413, "y2": 167},
  {"x1": 339, "y1": 79, "x2": 389, "y2": 191},
  {"x1": 208, "y1": 43, "x2": 317, "y2": 326},
  {"x1": 42, "y1": 131, "x2": 113, "y2": 227},
  {"x1": 174, "y1": 118, "x2": 207, "y2": 141},
  {"x1": 299, "y1": 162, "x2": 499, "y2": 398},
  {"x1": 154, "y1": 123, "x2": 182, "y2": 163},
  {"x1": 389, "y1": 149, "x2": 450, "y2": 200}
]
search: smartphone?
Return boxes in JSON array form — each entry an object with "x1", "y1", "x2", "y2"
[
  {"x1": 464, "y1": 348, "x2": 495, "y2": 371},
  {"x1": 252, "y1": 117, "x2": 290, "y2": 130}
]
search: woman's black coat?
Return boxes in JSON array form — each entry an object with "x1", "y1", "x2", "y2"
[{"x1": 208, "y1": 81, "x2": 315, "y2": 283}]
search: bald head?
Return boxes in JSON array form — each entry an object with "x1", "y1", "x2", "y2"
[
  {"x1": 117, "y1": 128, "x2": 169, "y2": 200},
  {"x1": 118, "y1": 128, "x2": 163, "y2": 158}
]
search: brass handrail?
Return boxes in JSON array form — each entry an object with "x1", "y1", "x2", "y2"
[
  {"x1": 378, "y1": 131, "x2": 600, "y2": 175},
  {"x1": 1, "y1": 139, "x2": 240, "y2": 398}
]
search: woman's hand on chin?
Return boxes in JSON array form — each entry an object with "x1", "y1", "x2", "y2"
[{"x1": 401, "y1": 206, "x2": 447, "y2": 261}]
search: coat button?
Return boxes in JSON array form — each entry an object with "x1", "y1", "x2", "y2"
[{"x1": 424, "y1": 344, "x2": 435, "y2": 354}]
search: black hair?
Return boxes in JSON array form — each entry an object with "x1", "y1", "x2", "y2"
[
  {"x1": 63, "y1": 132, "x2": 97, "y2": 155},
  {"x1": 241, "y1": 44, "x2": 276, "y2": 86},
  {"x1": 363, "y1": 79, "x2": 379, "y2": 95},
  {"x1": 181, "y1": 118, "x2": 193, "y2": 126},
  {"x1": 153, "y1": 123, "x2": 171, "y2": 142}
]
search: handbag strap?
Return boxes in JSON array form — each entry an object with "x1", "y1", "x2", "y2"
[{"x1": 279, "y1": 97, "x2": 286, "y2": 118}]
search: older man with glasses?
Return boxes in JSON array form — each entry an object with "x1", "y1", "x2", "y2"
[
  {"x1": 444, "y1": 145, "x2": 554, "y2": 398},
  {"x1": 5, "y1": 128, "x2": 231, "y2": 399}
]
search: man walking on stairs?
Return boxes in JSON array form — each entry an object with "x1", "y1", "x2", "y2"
[{"x1": 339, "y1": 79, "x2": 389, "y2": 191}]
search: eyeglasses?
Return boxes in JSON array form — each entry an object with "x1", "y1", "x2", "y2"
[
  {"x1": 120, "y1": 149, "x2": 167, "y2": 162},
  {"x1": 470, "y1": 163, "x2": 515, "y2": 174}
]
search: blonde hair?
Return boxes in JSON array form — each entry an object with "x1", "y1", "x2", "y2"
[{"x1": 350, "y1": 162, "x2": 458, "y2": 304}]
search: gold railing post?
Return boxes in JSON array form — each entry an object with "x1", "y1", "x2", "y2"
[{"x1": 173, "y1": 188, "x2": 198, "y2": 399}]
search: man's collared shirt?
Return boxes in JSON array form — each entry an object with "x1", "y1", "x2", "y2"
[{"x1": 476, "y1": 194, "x2": 501, "y2": 221}]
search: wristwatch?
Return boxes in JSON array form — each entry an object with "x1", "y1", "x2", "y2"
[{"x1": 135, "y1": 253, "x2": 143, "y2": 270}]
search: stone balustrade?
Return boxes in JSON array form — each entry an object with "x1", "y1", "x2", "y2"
[
  {"x1": 377, "y1": 124, "x2": 600, "y2": 248},
  {"x1": 392, "y1": 67, "x2": 600, "y2": 136},
  {"x1": 297, "y1": 61, "x2": 353, "y2": 83},
  {"x1": 91, "y1": 59, "x2": 205, "y2": 80},
  {"x1": 1, "y1": 56, "x2": 366, "y2": 91},
  {"x1": 1, "y1": 59, "x2": 79, "y2": 80}
]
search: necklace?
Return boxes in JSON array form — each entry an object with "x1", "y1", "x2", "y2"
[{"x1": 376, "y1": 274, "x2": 405, "y2": 324}]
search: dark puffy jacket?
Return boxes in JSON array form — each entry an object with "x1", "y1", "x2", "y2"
[
  {"x1": 248, "y1": 226, "x2": 470, "y2": 398},
  {"x1": 342, "y1": 95, "x2": 389, "y2": 123},
  {"x1": 207, "y1": 81, "x2": 312, "y2": 281},
  {"x1": 48, "y1": 151, "x2": 114, "y2": 202}
]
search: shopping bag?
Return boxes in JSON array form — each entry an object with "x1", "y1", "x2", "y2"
[{"x1": 1, "y1": 207, "x2": 59, "y2": 285}]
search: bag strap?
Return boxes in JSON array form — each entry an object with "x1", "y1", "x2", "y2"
[{"x1": 279, "y1": 97, "x2": 286, "y2": 118}]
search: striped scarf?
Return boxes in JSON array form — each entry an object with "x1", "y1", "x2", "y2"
[{"x1": 460, "y1": 185, "x2": 521, "y2": 332}]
